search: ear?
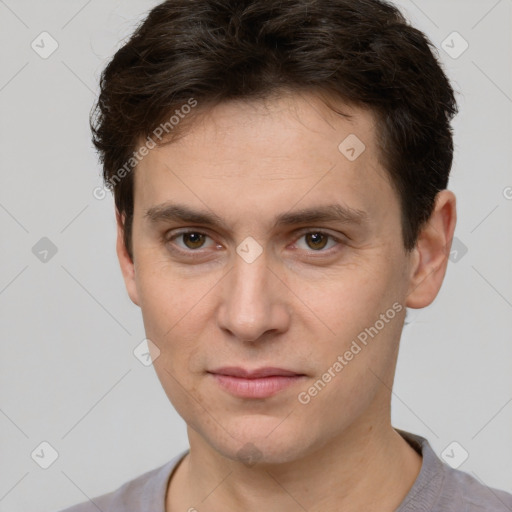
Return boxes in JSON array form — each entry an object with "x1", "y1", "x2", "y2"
[
  {"x1": 115, "y1": 209, "x2": 140, "y2": 307},
  {"x1": 406, "y1": 189, "x2": 457, "y2": 309}
]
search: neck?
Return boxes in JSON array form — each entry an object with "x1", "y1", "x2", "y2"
[{"x1": 167, "y1": 415, "x2": 422, "y2": 512}]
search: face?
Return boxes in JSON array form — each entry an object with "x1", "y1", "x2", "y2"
[{"x1": 118, "y1": 91, "x2": 425, "y2": 465}]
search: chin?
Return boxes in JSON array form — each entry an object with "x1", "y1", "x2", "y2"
[{"x1": 202, "y1": 417, "x2": 318, "y2": 467}]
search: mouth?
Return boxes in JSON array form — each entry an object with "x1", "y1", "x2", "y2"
[{"x1": 207, "y1": 367, "x2": 307, "y2": 399}]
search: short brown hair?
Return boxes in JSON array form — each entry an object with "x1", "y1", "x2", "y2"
[{"x1": 91, "y1": 0, "x2": 458, "y2": 261}]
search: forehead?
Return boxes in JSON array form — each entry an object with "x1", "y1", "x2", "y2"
[{"x1": 133, "y1": 92, "x2": 395, "y2": 226}]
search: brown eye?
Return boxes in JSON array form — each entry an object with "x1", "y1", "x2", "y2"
[
  {"x1": 305, "y1": 232, "x2": 329, "y2": 250},
  {"x1": 294, "y1": 231, "x2": 341, "y2": 253},
  {"x1": 165, "y1": 230, "x2": 218, "y2": 255},
  {"x1": 182, "y1": 232, "x2": 206, "y2": 249}
]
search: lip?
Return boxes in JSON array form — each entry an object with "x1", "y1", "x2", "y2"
[
  {"x1": 209, "y1": 366, "x2": 304, "y2": 378},
  {"x1": 208, "y1": 367, "x2": 306, "y2": 399}
]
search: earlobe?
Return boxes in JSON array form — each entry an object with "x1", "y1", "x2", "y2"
[
  {"x1": 115, "y1": 209, "x2": 140, "y2": 307},
  {"x1": 405, "y1": 190, "x2": 457, "y2": 309}
]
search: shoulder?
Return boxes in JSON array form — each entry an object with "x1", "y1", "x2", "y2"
[
  {"x1": 437, "y1": 462, "x2": 512, "y2": 511},
  {"x1": 55, "y1": 451, "x2": 188, "y2": 512},
  {"x1": 397, "y1": 430, "x2": 512, "y2": 512}
]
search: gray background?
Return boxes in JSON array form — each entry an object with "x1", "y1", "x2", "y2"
[{"x1": 0, "y1": 0, "x2": 511, "y2": 510}]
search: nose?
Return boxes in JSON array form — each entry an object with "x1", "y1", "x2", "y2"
[{"x1": 216, "y1": 251, "x2": 291, "y2": 344}]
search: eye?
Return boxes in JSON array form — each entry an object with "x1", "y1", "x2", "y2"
[
  {"x1": 167, "y1": 231, "x2": 217, "y2": 251},
  {"x1": 294, "y1": 231, "x2": 340, "y2": 252}
]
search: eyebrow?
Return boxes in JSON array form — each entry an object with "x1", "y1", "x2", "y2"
[{"x1": 144, "y1": 202, "x2": 369, "y2": 229}]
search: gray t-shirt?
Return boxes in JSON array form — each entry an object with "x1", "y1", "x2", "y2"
[{"x1": 57, "y1": 430, "x2": 512, "y2": 511}]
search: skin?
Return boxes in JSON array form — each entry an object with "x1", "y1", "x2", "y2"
[{"x1": 116, "y1": 90, "x2": 456, "y2": 512}]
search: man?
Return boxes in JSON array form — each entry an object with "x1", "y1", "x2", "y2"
[{"x1": 60, "y1": 0, "x2": 512, "y2": 510}]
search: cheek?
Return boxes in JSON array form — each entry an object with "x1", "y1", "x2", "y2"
[
  {"x1": 135, "y1": 260, "x2": 227, "y2": 374},
  {"x1": 135, "y1": 254, "x2": 212, "y2": 330},
  {"x1": 294, "y1": 258, "x2": 405, "y2": 396},
  {"x1": 293, "y1": 260, "x2": 400, "y2": 339},
  {"x1": 139, "y1": 274, "x2": 211, "y2": 424}
]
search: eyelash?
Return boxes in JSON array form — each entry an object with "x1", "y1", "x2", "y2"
[{"x1": 164, "y1": 229, "x2": 344, "y2": 258}]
